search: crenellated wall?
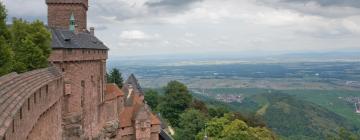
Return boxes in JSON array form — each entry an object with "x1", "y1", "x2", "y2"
[
  {"x1": 0, "y1": 67, "x2": 63, "y2": 140},
  {"x1": 49, "y1": 49, "x2": 108, "y2": 62}
]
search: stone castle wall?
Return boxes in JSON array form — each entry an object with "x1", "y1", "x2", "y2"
[
  {"x1": 0, "y1": 67, "x2": 63, "y2": 140},
  {"x1": 49, "y1": 48, "x2": 108, "y2": 139}
]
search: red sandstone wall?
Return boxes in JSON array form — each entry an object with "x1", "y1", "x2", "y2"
[
  {"x1": 27, "y1": 102, "x2": 62, "y2": 140},
  {"x1": 49, "y1": 49, "x2": 108, "y2": 62},
  {"x1": 48, "y1": 4, "x2": 87, "y2": 30},
  {"x1": 50, "y1": 48, "x2": 108, "y2": 139},
  {"x1": 100, "y1": 100, "x2": 118, "y2": 123},
  {"x1": 3, "y1": 79, "x2": 63, "y2": 140}
]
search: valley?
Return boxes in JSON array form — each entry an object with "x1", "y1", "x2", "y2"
[{"x1": 109, "y1": 60, "x2": 360, "y2": 139}]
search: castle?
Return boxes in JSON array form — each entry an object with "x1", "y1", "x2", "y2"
[{"x1": 0, "y1": 0, "x2": 171, "y2": 139}]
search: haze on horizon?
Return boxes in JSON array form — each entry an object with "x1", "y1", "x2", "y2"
[{"x1": 3, "y1": 0, "x2": 360, "y2": 58}]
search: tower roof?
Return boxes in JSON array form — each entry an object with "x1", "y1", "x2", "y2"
[
  {"x1": 70, "y1": 13, "x2": 75, "y2": 21},
  {"x1": 125, "y1": 74, "x2": 143, "y2": 94},
  {"x1": 46, "y1": 0, "x2": 88, "y2": 9},
  {"x1": 50, "y1": 28, "x2": 108, "y2": 50}
]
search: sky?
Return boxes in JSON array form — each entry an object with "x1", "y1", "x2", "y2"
[{"x1": 2, "y1": 0, "x2": 360, "y2": 58}]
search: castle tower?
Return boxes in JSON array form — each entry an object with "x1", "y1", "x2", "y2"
[
  {"x1": 47, "y1": 0, "x2": 108, "y2": 139},
  {"x1": 46, "y1": 0, "x2": 88, "y2": 31}
]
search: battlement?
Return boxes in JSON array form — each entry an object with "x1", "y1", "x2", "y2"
[{"x1": 46, "y1": 0, "x2": 88, "y2": 8}]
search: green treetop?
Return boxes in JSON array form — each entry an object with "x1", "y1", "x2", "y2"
[
  {"x1": 159, "y1": 80, "x2": 193, "y2": 127},
  {"x1": 107, "y1": 68, "x2": 124, "y2": 88}
]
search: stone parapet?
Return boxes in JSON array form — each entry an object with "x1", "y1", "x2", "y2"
[{"x1": 0, "y1": 67, "x2": 63, "y2": 140}]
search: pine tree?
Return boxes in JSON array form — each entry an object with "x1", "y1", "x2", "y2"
[{"x1": 108, "y1": 68, "x2": 124, "y2": 88}]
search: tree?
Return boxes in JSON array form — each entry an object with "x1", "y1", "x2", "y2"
[
  {"x1": 14, "y1": 37, "x2": 48, "y2": 72},
  {"x1": 7, "y1": 18, "x2": 51, "y2": 73},
  {"x1": 108, "y1": 68, "x2": 124, "y2": 88},
  {"x1": 328, "y1": 128, "x2": 359, "y2": 140},
  {"x1": 0, "y1": 2, "x2": 10, "y2": 41},
  {"x1": 159, "y1": 81, "x2": 192, "y2": 127},
  {"x1": 144, "y1": 89, "x2": 160, "y2": 109},
  {"x1": 208, "y1": 106, "x2": 230, "y2": 118},
  {"x1": 175, "y1": 109, "x2": 208, "y2": 140},
  {"x1": 0, "y1": 37, "x2": 14, "y2": 76},
  {"x1": 196, "y1": 114, "x2": 275, "y2": 140},
  {"x1": 191, "y1": 99, "x2": 208, "y2": 115}
]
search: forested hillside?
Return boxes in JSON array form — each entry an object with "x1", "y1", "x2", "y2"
[
  {"x1": 195, "y1": 91, "x2": 360, "y2": 140},
  {"x1": 144, "y1": 81, "x2": 276, "y2": 140}
]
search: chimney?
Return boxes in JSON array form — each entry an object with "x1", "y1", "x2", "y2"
[
  {"x1": 90, "y1": 27, "x2": 95, "y2": 36},
  {"x1": 74, "y1": 25, "x2": 79, "y2": 34}
]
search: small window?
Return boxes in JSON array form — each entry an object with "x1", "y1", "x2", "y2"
[
  {"x1": 12, "y1": 120, "x2": 15, "y2": 133},
  {"x1": 20, "y1": 107, "x2": 22, "y2": 119},
  {"x1": 81, "y1": 81, "x2": 85, "y2": 87},
  {"x1": 82, "y1": 50, "x2": 85, "y2": 54},
  {"x1": 28, "y1": 98, "x2": 30, "y2": 110},
  {"x1": 46, "y1": 85, "x2": 49, "y2": 95},
  {"x1": 62, "y1": 68, "x2": 65, "y2": 72},
  {"x1": 39, "y1": 89, "x2": 42, "y2": 98},
  {"x1": 34, "y1": 93, "x2": 37, "y2": 104}
]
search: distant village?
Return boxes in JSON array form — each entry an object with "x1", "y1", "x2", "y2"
[
  {"x1": 192, "y1": 89, "x2": 244, "y2": 103},
  {"x1": 339, "y1": 96, "x2": 360, "y2": 114}
]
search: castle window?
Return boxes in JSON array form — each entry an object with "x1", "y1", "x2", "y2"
[
  {"x1": 62, "y1": 68, "x2": 65, "y2": 72},
  {"x1": 46, "y1": 85, "x2": 49, "y2": 96},
  {"x1": 67, "y1": 49, "x2": 73, "y2": 54},
  {"x1": 19, "y1": 107, "x2": 22, "y2": 119},
  {"x1": 12, "y1": 120, "x2": 14, "y2": 133},
  {"x1": 82, "y1": 50, "x2": 85, "y2": 54},
  {"x1": 28, "y1": 98, "x2": 30, "y2": 110},
  {"x1": 34, "y1": 93, "x2": 37, "y2": 104},
  {"x1": 39, "y1": 89, "x2": 42, "y2": 98}
]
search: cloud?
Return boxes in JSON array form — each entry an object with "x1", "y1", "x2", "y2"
[
  {"x1": 3, "y1": 0, "x2": 46, "y2": 22},
  {"x1": 3, "y1": 0, "x2": 360, "y2": 57},
  {"x1": 145, "y1": 0, "x2": 203, "y2": 11},
  {"x1": 258, "y1": 0, "x2": 360, "y2": 18},
  {"x1": 281, "y1": 0, "x2": 360, "y2": 8},
  {"x1": 119, "y1": 30, "x2": 161, "y2": 43}
]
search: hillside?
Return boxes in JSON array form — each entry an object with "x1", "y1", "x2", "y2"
[{"x1": 194, "y1": 91, "x2": 360, "y2": 139}]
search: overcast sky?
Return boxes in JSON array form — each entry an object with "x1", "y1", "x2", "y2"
[{"x1": 2, "y1": 0, "x2": 360, "y2": 58}]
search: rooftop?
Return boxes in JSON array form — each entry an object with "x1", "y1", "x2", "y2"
[{"x1": 50, "y1": 28, "x2": 108, "y2": 50}]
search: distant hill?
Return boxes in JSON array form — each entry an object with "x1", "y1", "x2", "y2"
[{"x1": 195, "y1": 91, "x2": 360, "y2": 140}]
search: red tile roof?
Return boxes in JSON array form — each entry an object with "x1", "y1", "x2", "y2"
[{"x1": 105, "y1": 83, "x2": 124, "y2": 101}]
